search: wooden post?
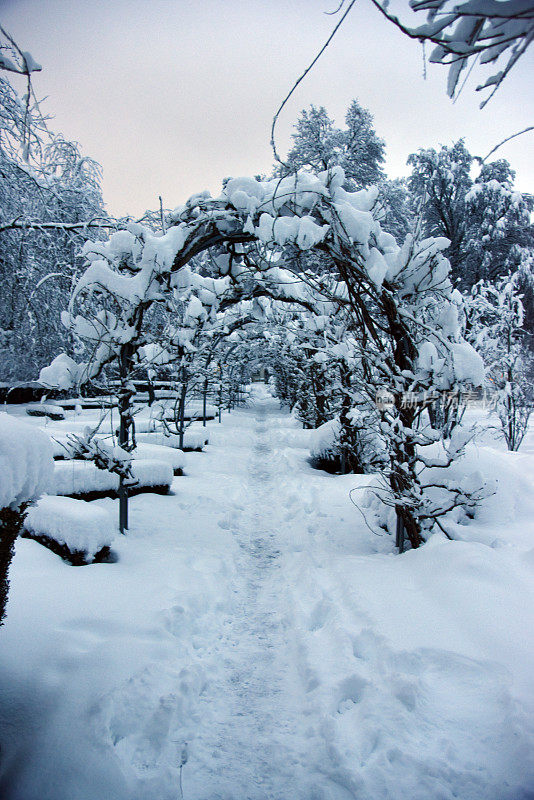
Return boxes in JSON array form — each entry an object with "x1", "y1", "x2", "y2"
[
  {"x1": 395, "y1": 511, "x2": 405, "y2": 554},
  {"x1": 202, "y1": 376, "x2": 208, "y2": 427}
]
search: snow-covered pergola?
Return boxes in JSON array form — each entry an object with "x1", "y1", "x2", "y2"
[{"x1": 40, "y1": 166, "x2": 485, "y2": 549}]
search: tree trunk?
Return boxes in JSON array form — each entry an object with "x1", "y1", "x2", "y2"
[
  {"x1": 118, "y1": 344, "x2": 135, "y2": 534},
  {"x1": 178, "y1": 368, "x2": 188, "y2": 451}
]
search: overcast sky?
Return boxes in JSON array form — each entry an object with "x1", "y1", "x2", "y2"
[{"x1": 2, "y1": 0, "x2": 533, "y2": 217}]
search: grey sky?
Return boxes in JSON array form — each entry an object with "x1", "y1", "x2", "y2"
[{"x1": 2, "y1": 0, "x2": 533, "y2": 217}]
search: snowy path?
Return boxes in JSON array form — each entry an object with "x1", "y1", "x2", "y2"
[
  {"x1": 187, "y1": 400, "x2": 314, "y2": 798},
  {"x1": 1, "y1": 385, "x2": 534, "y2": 800}
]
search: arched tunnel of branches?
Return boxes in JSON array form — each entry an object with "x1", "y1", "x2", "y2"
[{"x1": 40, "y1": 167, "x2": 487, "y2": 551}]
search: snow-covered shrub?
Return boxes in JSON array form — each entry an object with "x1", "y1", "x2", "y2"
[
  {"x1": 24, "y1": 495, "x2": 115, "y2": 565},
  {"x1": 309, "y1": 418, "x2": 342, "y2": 472},
  {"x1": 360, "y1": 427, "x2": 493, "y2": 541},
  {"x1": 0, "y1": 413, "x2": 54, "y2": 623},
  {"x1": 62, "y1": 430, "x2": 133, "y2": 480}
]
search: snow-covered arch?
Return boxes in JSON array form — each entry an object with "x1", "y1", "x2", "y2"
[{"x1": 40, "y1": 166, "x2": 485, "y2": 549}]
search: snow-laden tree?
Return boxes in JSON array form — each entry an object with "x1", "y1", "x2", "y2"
[
  {"x1": 0, "y1": 30, "x2": 109, "y2": 381},
  {"x1": 468, "y1": 273, "x2": 534, "y2": 450},
  {"x1": 408, "y1": 140, "x2": 533, "y2": 292},
  {"x1": 407, "y1": 139, "x2": 473, "y2": 280},
  {"x1": 370, "y1": 0, "x2": 534, "y2": 106},
  {"x1": 279, "y1": 100, "x2": 385, "y2": 189},
  {"x1": 377, "y1": 177, "x2": 415, "y2": 245},
  {"x1": 464, "y1": 160, "x2": 534, "y2": 287},
  {"x1": 264, "y1": 312, "x2": 387, "y2": 474},
  {"x1": 40, "y1": 166, "x2": 486, "y2": 551}
]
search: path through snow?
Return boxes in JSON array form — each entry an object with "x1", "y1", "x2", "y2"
[{"x1": 1, "y1": 384, "x2": 534, "y2": 799}]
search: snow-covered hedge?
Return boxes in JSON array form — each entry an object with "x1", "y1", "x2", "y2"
[
  {"x1": 159, "y1": 402, "x2": 217, "y2": 421},
  {"x1": 1, "y1": 414, "x2": 55, "y2": 623},
  {"x1": 24, "y1": 495, "x2": 114, "y2": 564},
  {"x1": 26, "y1": 403, "x2": 66, "y2": 420},
  {"x1": 130, "y1": 442, "x2": 186, "y2": 475},
  {"x1": 136, "y1": 429, "x2": 209, "y2": 452},
  {"x1": 0, "y1": 413, "x2": 54, "y2": 510},
  {"x1": 53, "y1": 459, "x2": 173, "y2": 499}
]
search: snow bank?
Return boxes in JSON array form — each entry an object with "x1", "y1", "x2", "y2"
[
  {"x1": 285, "y1": 536, "x2": 534, "y2": 800},
  {"x1": 0, "y1": 414, "x2": 53, "y2": 509},
  {"x1": 24, "y1": 496, "x2": 114, "y2": 560},
  {"x1": 53, "y1": 459, "x2": 173, "y2": 497}
]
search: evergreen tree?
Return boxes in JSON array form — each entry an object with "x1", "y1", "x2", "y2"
[
  {"x1": 377, "y1": 177, "x2": 414, "y2": 244},
  {"x1": 464, "y1": 160, "x2": 533, "y2": 285},
  {"x1": 281, "y1": 99, "x2": 385, "y2": 189},
  {"x1": 407, "y1": 139, "x2": 472, "y2": 280},
  {"x1": 407, "y1": 141, "x2": 533, "y2": 297}
]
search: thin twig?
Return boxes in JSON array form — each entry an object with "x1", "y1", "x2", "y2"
[
  {"x1": 477, "y1": 126, "x2": 534, "y2": 164},
  {"x1": 270, "y1": 0, "x2": 357, "y2": 168}
]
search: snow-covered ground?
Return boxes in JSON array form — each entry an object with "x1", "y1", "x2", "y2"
[{"x1": 1, "y1": 385, "x2": 534, "y2": 799}]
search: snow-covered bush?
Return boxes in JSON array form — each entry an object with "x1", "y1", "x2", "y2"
[
  {"x1": 309, "y1": 418, "x2": 342, "y2": 472},
  {"x1": 24, "y1": 495, "x2": 115, "y2": 565},
  {"x1": 0, "y1": 413, "x2": 54, "y2": 623}
]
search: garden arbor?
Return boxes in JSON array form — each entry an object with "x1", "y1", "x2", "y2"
[{"x1": 40, "y1": 166, "x2": 485, "y2": 550}]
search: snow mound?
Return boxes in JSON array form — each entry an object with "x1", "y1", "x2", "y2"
[
  {"x1": 24, "y1": 495, "x2": 114, "y2": 559},
  {"x1": 0, "y1": 413, "x2": 54, "y2": 510}
]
